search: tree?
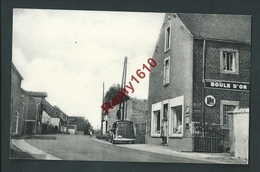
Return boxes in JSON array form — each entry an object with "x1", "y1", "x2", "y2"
[
  {"x1": 104, "y1": 84, "x2": 130, "y2": 103},
  {"x1": 83, "y1": 119, "x2": 93, "y2": 135}
]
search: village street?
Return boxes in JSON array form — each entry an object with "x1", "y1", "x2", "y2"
[{"x1": 12, "y1": 134, "x2": 221, "y2": 163}]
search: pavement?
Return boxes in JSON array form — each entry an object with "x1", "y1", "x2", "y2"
[
  {"x1": 10, "y1": 135, "x2": 247, "y2": 164},
  {"x1": 91, "y1": 136, "x2": 248, "y2": 164},
  {"x1": 11, "y1": 138, "x2": 61, "y2": 160}
]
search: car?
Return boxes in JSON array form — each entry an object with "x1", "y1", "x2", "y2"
[{"x1": 109, "y1": 120, "x2": 136, "y2": 144}]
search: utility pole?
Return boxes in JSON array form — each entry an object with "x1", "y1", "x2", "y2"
[
  {"x1": 101, "y1": 82, "x2": 104, "y2": 132},
  {"x1": 120, "y1": 57, "x2": 127, "y2": 120}
]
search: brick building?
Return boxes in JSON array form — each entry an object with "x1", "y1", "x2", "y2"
[
  {"x1": 11, "y1": 64, "x2": 48, "y2": 135},
  {"x1": 11, "y1": 64, "x2": 24, "y2": 136},
  {"x1": 146, "y1": 13, "x2": 251, "y2": 151}
]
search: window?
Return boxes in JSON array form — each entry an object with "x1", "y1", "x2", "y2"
[
  {"x1": 223, "y1": 105, "x2": 236, "y2": 125},
  {"x1": 153, "y1": 111, "x2": 161, "y2": 134},
  {"x1": 220, "y1": 100, "x2": 239, "y2": 127},
  {"x1": 220, "y1": 48, "x2": 239, "y2": 74},
  {"x1": 163, "y1": 57, "x2": 170, "y2": 85},
  {"x1": 164, "y1": 26, "x2": 171, "y2": 52},
  {"x1": 170, "y1": 105, "x2": 182, "y2": 135},
  {"x1": 163, "y1": 104, "x2": 168, "y2": 121},
  {"x1": 151, "y1": 102, "x2": 162, "y2": 136}
]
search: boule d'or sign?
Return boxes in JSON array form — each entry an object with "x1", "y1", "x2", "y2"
[{"x1": 204, "y1": 79, "x2": 250, "y2": 92}]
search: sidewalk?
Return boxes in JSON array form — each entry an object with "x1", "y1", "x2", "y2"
[
  {"x1": 11, "y1": 138, "x2": 61, "y2": 160},
  {"x1": 91, "y1": 136, "x2": 247, "y2": 164},
  {"x1": 10, "y1": 139, "x2": 35, "y2": 159}
]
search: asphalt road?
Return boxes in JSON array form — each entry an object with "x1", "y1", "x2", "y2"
[{"x1": 24, "y1": 135, "x2": 212, "y2": 163}]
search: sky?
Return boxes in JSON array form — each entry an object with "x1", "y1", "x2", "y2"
[{"x1": 12, "y1": 9, "x2": 165, "y2": 129}]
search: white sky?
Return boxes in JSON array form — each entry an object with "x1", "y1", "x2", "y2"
[{"x1": 12, "y1": 9, "x2": 165, "y2": 129}]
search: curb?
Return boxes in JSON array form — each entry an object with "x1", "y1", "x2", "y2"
[
  {"x1": 91, "y1": 136, "x2": 232, "y2": 164},
  {"x1": 11, "y1": 139, "x2": 62, "y2": 160}
]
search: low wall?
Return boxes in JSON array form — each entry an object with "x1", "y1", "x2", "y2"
[{"x1": 229, "y1": 108, "x2": 249, "y2": 160}]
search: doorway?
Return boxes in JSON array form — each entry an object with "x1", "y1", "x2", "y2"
[{"x1": 26, "y1": 121, "x2": 35, "y2": 135}]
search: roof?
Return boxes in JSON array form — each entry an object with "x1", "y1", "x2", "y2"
[
  {"x1": 20, "y1": 88, "x2": 29, "y2": 95},
  {"x1": 68, "y1": 116, "x2": 85, "y2": 119},
  {"x1": 176, "y1": 13, "x2": 251, "y2": 44},
  {"x1": 114, "y1": 120, "x2": 133, "y2": 123},
  {"x1": 12, "y1": 63, "x2": 23, "y2": 80},
  {"x1": 28, "y1": 91, "x2": 48, "y2": 97},
  {"x1": 53, "y1": 106, "x2": 69, "y2": 121},
  {"x1": 42, "y1": 99, "x2": 69, "y2": 121}
]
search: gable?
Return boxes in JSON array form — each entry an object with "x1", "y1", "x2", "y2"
[{"x1": 176, "y1": 13, "x2": 251, "y2": 44}]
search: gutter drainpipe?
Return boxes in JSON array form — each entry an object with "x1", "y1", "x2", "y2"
[
  {"x1": 35, "y1": 101, "x2": 41, "y2": 134},
  {"x1": 202, "y1": 39, "x2": 206, "y2": 136}
]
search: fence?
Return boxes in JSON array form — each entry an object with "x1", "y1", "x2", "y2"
[
  {"x1": 135, "y1": 123, "x2": 146, "y2": 144},
  {"x1": 192, "y1": 122, "x2": 229, "y2": 152}
]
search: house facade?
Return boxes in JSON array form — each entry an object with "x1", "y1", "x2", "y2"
[
  {"x1": 146, "y1": 13, "x2": 251, "y2": 151},
  {"x1": 11, "y1": 63, "x2": 53, "y2": 135},
  {"x1": 11, "y1": 64, "x2": 24, "y2": 136},
  {"x1": 25, "y1": 91, "x2": 47, "y2": 135}
]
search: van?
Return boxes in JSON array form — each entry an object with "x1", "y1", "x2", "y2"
[
  {"x1": 109, "y1": 120, "x2": 136, "y2": 144},
  {"x1": 67, "y1": 125, "x2": 77, "y2": 135}
]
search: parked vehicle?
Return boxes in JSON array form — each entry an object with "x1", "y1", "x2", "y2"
[
  {"x1": 67, "y1": 125, "x2": 77, "y2": 135},
  {"x1": 108, "y1": 120, "x2": 136, "y2": 144}
]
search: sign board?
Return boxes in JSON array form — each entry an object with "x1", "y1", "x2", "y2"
[
  {"x1": 205, "y1": 95, "x2": 216, "y2": 107},
  {"x1": 204, "y1": 80, "x2": 250, "y2": 92},
  {"x1": 193, "y1": 109, "x2": 202, "y2": 113},
  {"x1": 193, "y1": 103, "x2": 202, "y2": 108}
]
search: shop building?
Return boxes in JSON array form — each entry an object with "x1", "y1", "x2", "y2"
[{"x1": 146, "y1": 13, "x2": 251, "y2": 151}]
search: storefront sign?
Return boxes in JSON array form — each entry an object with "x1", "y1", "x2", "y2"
[
  {"x1": 204, "y1": 80, "x2": 250, "y2": 92},
  {"x1": 205, "y1": 95, "x2": 216, "y2": 107}
]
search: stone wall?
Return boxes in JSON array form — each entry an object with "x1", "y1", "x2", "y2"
[{"x1": 107, "y1": 98, "x2": 147, "y2": 131}]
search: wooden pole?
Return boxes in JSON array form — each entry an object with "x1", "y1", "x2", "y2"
[{"x1": 101, "y1": 82, "x2": 104, "y2": 132}]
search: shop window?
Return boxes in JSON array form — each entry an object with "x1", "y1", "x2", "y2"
[
  {"x1": 153, "y1": 110, "x2": 161, "y2": 134},
  {"x1": 170, "y1": 105, "x2": 183, "y2": 135},
  {"x1": 163, "y1": 57, "x2": 170, "y2": 85},
  {"x1": 164, "y1": 26, "x2": 171, "y2": 52},
  {"x1": 220, "y1": 48, "x2": 239, "y2": 74},
  {"x1": 220, "y1": 100, "x2": 239, "y2": 127}
]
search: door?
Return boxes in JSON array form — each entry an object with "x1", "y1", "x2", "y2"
[{"x1": 26, "y1": 121, "x2": 34, "y2": 135}]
